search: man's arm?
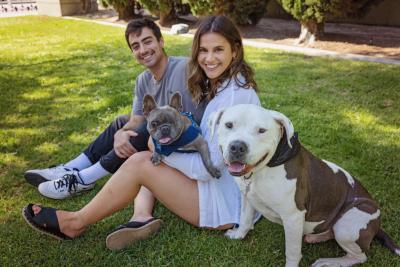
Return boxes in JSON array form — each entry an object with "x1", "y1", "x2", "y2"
[{"x1": 114, "y1": 114, "x2": 145, "y2": 158}]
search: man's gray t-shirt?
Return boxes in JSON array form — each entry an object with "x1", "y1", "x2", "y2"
[{"x1": 132, "y1": 56, "x2": 206, "y2": 124}]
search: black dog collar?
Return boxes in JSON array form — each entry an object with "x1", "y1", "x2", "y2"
[{"x1": 267, "y1": 132, "x2": 300, "y2": 167}]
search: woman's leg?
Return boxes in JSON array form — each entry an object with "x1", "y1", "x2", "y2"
[
  {"x1": 78, "y1": 151, "x2": 199, "y2": 226},
  {"x1": 33, "y1": 151, "x2": 200, "y2": 237},
  {"x1": 130, "y1": 187, "x2": 155, "y2": 222}
]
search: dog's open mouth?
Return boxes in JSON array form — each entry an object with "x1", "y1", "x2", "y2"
[
  {"x1": 159, "y1": 137, "x2": 173, "y2": 144},
  {"x1": 227, "y1": 161, "x2": 252, "y2": 176}
]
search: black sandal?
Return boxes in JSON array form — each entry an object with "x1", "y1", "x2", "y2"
[
  {"x1": 106, "y1": 218, "x2": 163, "y2": 250},
  {"x1": 22, "y1": 204, "x2": 71, "y2": 240}
]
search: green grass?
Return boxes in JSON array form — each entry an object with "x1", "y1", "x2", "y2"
[{"x1": 0, "y1": 16, "x2": 399, "y2": 266}]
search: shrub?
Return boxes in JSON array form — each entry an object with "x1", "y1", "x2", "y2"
[
  {"x1": 185, "y1": 0, "x2": 268, "y2": 25},
  {"x1": 277, "y1": 0, "x2": 383, "y2": 45},
  {"x1": 99, "y1": 0, "x2": 139, "y2": 20},
  {"x1": 138, "y1": 0, "x2": 181, "y2": 25}
]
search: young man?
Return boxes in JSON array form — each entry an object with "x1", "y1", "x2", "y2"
[{"x1": 24, "y1": 18, "x2": 207, "y2": 249}]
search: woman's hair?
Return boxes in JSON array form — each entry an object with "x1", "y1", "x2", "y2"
[{"x1": 188, "y1": 15, "x2": 257, "y2": 103}]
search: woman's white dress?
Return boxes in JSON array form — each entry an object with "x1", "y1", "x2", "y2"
[{"x1": 163, "y1": 77, "x2": 260, "y2": 227}]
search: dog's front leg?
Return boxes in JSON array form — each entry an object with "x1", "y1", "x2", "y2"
[
  {"x1": 282, "y1": 212, "x2": 305, "y2": 267},
  {"x1": 151, "y1": 151, "x2": 163, "y2": 165},
  {"x1": 194, "y1": 137, "x2": 221, "y2": 178},
  {"x1": 225, "y1": 193, "x2": 256, "y2": 239}
]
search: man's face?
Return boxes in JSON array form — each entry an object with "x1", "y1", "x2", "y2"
[{"x1": 128, "y1": 27, "x2": 165, "y2": 69}]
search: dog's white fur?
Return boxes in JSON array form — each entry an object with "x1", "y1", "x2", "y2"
[{"x1": 209, "y1": 104, "x2": 383, "y2": 267}]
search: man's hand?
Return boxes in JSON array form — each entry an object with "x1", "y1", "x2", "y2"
[{"x1": 114, "y1": 129, "x2": 138, "y2": 158}]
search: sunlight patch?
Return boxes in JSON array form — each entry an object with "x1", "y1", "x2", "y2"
[
  {"x1": 22, "y1": 90, "x2": 51, "y2": 100},
  {"x1": 35, "y1": 142, "x2": 60, "y2": 154}
]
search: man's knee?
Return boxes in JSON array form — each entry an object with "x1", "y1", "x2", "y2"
[{"x1": 113, "y1": 115, "x2": 130, "y2": 130}]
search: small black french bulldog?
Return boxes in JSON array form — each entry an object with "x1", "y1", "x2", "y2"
[{"x1": 142, "y1": 92, "x2": 221, "y2": 178}]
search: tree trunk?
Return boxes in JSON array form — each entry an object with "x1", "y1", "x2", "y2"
[
  {"x1": 295, "y1": 20, "x2": 325, "y2": 46},
  {"x1": 116, "y1": 0, "x2": 138, "y2": 20},
  {"x1": 158, "y1": 8, "x2": 177, "y2": 26},
  {"x1": 80, "y1": 0, "x2": 91, "y2": 13}
]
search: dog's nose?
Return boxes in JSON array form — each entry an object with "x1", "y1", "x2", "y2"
[
  {"x1": 160, "y1": 125, "x2": 170, "y2": 136},
  {"x1": 229, "y1": 141, "x2": 247, "y2": 157}
]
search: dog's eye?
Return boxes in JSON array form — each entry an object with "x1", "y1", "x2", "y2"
[
  {"x1": 225, "y1": 122, "x2": 233, "y2": 129},
  {"x1": 151, "y1": 121, "x2": 158, "y2": 128},
  {"x1": 258, "y1": 128, "x2": 267, "y2": 134}
]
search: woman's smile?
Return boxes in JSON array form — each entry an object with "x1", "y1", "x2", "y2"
[{"x1": 198, "y1": 32, "x2": 236, "y2": 80}]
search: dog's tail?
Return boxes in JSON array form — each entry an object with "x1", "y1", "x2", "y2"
[{"x1": 375, "y1": 228, "x2": 400, "y2": 255}]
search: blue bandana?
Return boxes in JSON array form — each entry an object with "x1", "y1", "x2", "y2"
[{"x1": 153, "y1": 112, "x2": 202, "y2": 156}]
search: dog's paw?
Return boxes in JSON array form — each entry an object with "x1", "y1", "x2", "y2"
[
  {"x1": 151, "y1": 153, "x2": 162, "y2": 165},
  {"x1": 208, "y1": 166, "x2": 221, "y2": 179},
  {"x1": 225, "y1": 228, "x2": 246, "y2": 240}
]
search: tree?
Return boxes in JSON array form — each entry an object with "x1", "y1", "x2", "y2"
[
  {"x1": 80, "y1": 0, "x2": 93, "y2": 13},
  {"x1": 185, "y1": 0, "x2": 269, "y2": 25},
  {"x1": 184, "y1": 0, "x2": 224, "y2": 16},
  {"x1": 99, "y1": 0, "x2": 140, "y2": 20},
  {"x1": 138, "y1": 0, "x2": 181, "y2": 26},
  {"x1": 277, "y1": 0, "x2": 383, "y2": 45}
]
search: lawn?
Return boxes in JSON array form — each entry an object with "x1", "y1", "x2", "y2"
[{"x1": 0, "y1": 16, "x2": 399, "y2": 266}]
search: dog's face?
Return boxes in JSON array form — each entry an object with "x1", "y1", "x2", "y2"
[
  {"x1": 209, "y1": 104, "x2": 294, "y2": 176},
  {"x1": 143, "y1": 92, "x2": 185, "y2": 145}
]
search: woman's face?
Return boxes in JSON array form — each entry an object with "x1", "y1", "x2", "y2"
[{"x1": 197, "y1": 32, "x2": 236, "y2": 81}]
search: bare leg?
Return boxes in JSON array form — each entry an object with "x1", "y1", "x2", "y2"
[
  {"x1": 33, "y1": 151, "x2": 201, "y2": 238},
  {"x1": 130, "y1": 187, "x2": 155, "y2": 222}
]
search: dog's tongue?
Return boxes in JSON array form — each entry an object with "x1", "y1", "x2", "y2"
[
  {"x1": 159, "y1": 137, "x2": 172, "y2": 144},
  {"x1": 228, "y1": 162, "x2": 246, "y2": 173}
]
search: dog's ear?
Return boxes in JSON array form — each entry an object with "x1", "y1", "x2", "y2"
[
  {"x1": 269, "y1": 110, "x2": 294, "y2": 148},
  {"x1": 169, "y1": 92, "x2": 183, "y2": 111},
  {"x1": 208, "y1": 108, "x2": 225, "y2": 140},
  {"x1": 143, "y1": 94, "x2": 157, "y2": 117}
]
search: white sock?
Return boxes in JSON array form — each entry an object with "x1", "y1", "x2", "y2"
[
  {"x1": 78, "y1": 162, "x2": 110, "y2": 184},
  {"x1": 64, "y1": 153, "x2": 93, "y2": 171}
]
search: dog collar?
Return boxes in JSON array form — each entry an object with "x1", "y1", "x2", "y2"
[
  {"x1": 153, "y1": 112, "x2": 201, "y2": 156},
  {"x1": 267, "y1": 132, "x2": 300, "y2": 167}
]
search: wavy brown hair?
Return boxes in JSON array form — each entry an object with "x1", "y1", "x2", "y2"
[{"x1": 188, "y1": 15, "x2": 257, "y2": 103}]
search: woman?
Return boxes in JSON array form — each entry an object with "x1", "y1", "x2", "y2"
[{"x1": 23, "y1": 15, "x2": 261, "y2": 247}]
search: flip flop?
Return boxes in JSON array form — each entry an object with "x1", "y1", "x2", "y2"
[
  {"x1": 22, "y1": 204, "x2": 71, "y2": 241},
  {"x1": 106, "y1": 218, "x2": 163, "y2": 251}
]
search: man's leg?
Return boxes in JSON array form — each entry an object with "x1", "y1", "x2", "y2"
[
  {"x1": 37, "y1": 119, "x2": 150, "y2": 199},
  {"x1": 24, "y1": 115, "x2": 130, "y2": 187}
]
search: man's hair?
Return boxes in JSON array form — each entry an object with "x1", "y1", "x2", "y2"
[{"x1": 125, "y1": 18, "x2": 162, "y2": 50}]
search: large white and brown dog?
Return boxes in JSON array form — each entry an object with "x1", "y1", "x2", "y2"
[{"x1": 209, "y1": 104, "x2": 399, "y2": 267}]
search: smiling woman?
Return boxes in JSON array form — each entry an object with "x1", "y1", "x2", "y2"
[
  {"x1": 197, "y1": 33, "x2": 236, "y2": 80},
  {"x1": 188, "y1": 15, "x2": 257, "y2": 104}
]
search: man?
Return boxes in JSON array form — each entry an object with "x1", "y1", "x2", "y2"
[{"x1": 24, "y1": 18, "x2": 207, "y2": 250}]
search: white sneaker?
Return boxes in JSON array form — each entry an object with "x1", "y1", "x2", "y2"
[
  {"x1": 24, "y1": 165, "x2": 77, "y2": 187},
  {"x1": 38, "y1": 171, "x2": 95, "y2": 200}
]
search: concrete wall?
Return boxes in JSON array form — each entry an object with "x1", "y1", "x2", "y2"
[{"x1": 266, "y1": 0, "x2": 400, "y2": 27}]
